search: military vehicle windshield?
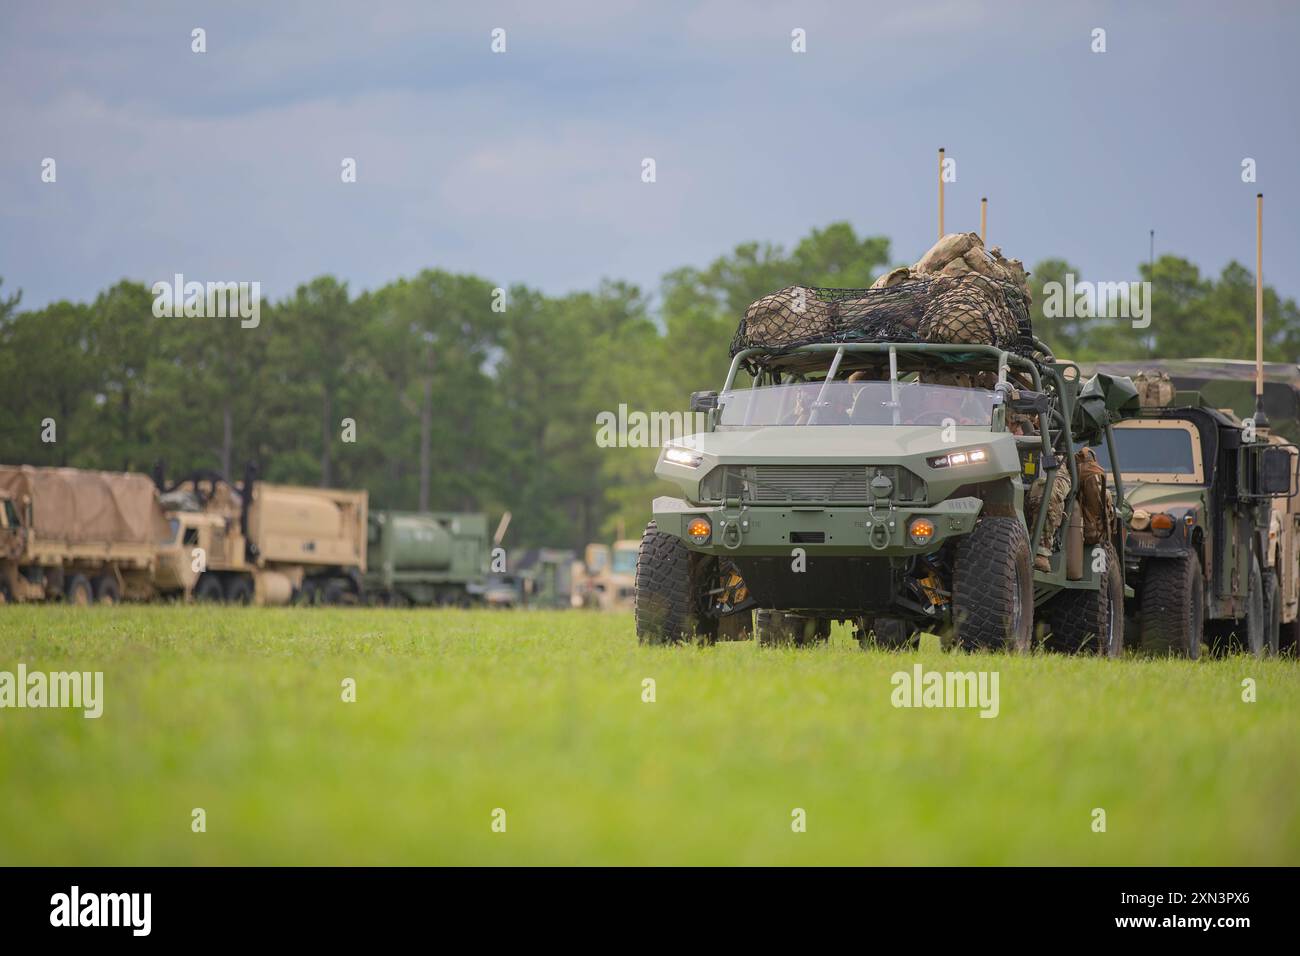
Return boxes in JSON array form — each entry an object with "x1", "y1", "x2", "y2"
[
  {"x1": 611, "y1": 549, "x2": 637, "y2": 574},
  {"x1": 717, "y1": 381, "x2": 996, "y2": 427},
  {"x1": 1094, "y1": 425, "x2": 1197, "y2": 476}
]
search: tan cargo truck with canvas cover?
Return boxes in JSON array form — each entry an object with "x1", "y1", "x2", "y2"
[
  {"x1": 156, "y1": 465, "x2": 367, "y2": 605},
  {"x1": 0, "y1": 465, "x2": 192, "y2": 604}
]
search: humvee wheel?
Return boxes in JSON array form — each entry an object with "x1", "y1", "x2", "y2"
[
  {"x1": 1234, "y1": 555, "x2": 1266, "y2": 657},
  {"x1": 1262, "y1": 569, "x2": 1281, "y2": 657},
  {"x1": 1045, "y1": 542, "x2": 1124, "y2": 656},
  {"x1": 756, "y1": 610, "x2": 828, "y2": 647},
  {"x1": 1139, "y1": 552, "x2": 1203, "y2": 658},
  {"x1": 952, "y1": 516, "x2": 1033, "y2": 651},
  {"x1": 634, "y1": 521, "x2": 705, "y2": 644}
]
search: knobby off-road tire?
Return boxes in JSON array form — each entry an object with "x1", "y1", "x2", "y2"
[
  {"x1": 635, "y1": 521, "x2": 705, "y2": 645},
  {"x1": 756, "y1": 610, "x2": 829, "y2": 648},
  {"x1": 952, "y1": 516, "x2": 1033, "y2": 651},
  {"x1": 1045, "y1": 542, "x2": 1124, "y2": 656},
  {"x1": 1139, "y1": 552, "x2": 1203, "y2": 659}
]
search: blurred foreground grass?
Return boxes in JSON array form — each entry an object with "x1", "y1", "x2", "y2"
[{"x1": 0, "y1": 606, "x2": 1296, "y2": 865}]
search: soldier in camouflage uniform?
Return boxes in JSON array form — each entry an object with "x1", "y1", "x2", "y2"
[{"x1": 1026, "y1": 454, "x2": 1071, "y2": 573}]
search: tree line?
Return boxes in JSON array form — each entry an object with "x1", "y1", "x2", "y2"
[{"x1": 1, "y1": 223, "x2": 1296, "y2": 550}]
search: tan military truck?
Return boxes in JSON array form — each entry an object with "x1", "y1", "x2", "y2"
[
  {"x1": 574, "y1": 539, "x2": 639, "y2": 609},
  {"x1": 0, "y1": 465, "x2": 192, "y2": 604},
  {"x1": 156, "y1": 466, "x2": 367, "y2": 605}
]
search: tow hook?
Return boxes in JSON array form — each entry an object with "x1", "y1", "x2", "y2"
[{"x1": 718, "y1": 501, "x2": 746, "y2": 550}]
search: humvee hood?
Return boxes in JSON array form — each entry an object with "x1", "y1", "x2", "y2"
[{"x1": 1121, "y1": 480, "x2": 1206, "y2": 514}]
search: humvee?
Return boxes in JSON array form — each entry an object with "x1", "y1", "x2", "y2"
[
  {"x1": 635, "y1": 329, "x2": 1135, "y2": 654},
  {"x1": 1093, "y1": 393, "x2": 1296, "y2": 657}
]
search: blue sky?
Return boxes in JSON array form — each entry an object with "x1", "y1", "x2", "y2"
[{"x1": 2, "y1": 0, "x2": 1298, "y2": 313}]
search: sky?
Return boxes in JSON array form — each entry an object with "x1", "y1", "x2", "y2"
[{"x1": 2, "y1": 0, "x2": 1298, "y2": 313}]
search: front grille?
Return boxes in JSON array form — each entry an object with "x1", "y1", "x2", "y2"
[{"x1": 701, "y1": 464, "x2": 925, "y2": 504}]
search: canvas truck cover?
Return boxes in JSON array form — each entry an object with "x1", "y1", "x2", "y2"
[{"x1": 0, "y1": 465, "x2": 172, "y2": 546}]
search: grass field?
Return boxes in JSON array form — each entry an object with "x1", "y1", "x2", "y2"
[{"x1": 1, "y1": 605, "x2": 1297, "y2": 866}]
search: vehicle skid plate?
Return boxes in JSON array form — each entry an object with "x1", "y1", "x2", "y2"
[{"x1": 652, "y1": 495, "x2": 984, "y2": 556}]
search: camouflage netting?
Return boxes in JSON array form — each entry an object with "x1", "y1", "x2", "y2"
[{"x1": 730, "y1": 232, "x2": 1037, "y2": 363}]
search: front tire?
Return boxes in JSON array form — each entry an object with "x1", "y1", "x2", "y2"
[
  {"x1": 634, "y1": 521, "x2": 704, "y2": 644},
  {"x1": 952, "y1": 516, "x2": 1033, "y2": 651},
  {"x1": 1139, "y1": 553, "x2": 1203, "y2": 659}
]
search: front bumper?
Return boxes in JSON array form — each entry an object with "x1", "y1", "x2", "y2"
[{"x1": 652, "y1": 494, "x2": 986, "y2": 556}]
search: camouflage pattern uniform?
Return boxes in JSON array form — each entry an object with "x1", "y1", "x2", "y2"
[{"x1": 1026, "y1": 453, "x2": 1071, "y2": 572}]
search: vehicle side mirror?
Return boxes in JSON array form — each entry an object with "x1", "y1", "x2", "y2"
[
  {"x1": 690, "y1": 390, "x2": 719, "y2": 412},
  {"x1": 1255, "y1": 445, "x2": 1295, "y2": 497}
]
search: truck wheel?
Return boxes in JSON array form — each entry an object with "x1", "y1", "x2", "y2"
[
  {"x1": 757, "y1": 609, "x2": 828, "y2": 647},
  {"x1": 93, "y1": 575, "x2": 121, "y2": 605},
  {"x1": 224, "y1": 576, "x2": 253, "y2": 605},
  {"x1": 1045, "y1": 543, "x2": 1124, "y2": 656},
  {"x1": 856, "y1": 616, "x2": 916, "y2": 650},
  {"x1": 634, "y1": 521, "x2": 703, "y2": 644},
  {"x1": 321, "y1": 580, "x2": 348, "y2": 605},
  {"x1": 1139, "y1": 553, "x2": 1203, "y2": 658},
  {"x1": 1282, "y1": 618, "x2": 1300, "y2": 658},
  {"x1": 64, "y1": 574, "x2": 93, "y2": 607},
  {"x1": 1262, "y1": 569, "x2": 1281, "y2": 657},
  {"x1": 195, "y1": 574, "x2": 224, "y2": 603},
  {"x1": 1234, "y1": 555, "x2": 1266, "y2": 657},
  {"x1": 952, "y1": 516, "x2": 1033, "y2": 651}
]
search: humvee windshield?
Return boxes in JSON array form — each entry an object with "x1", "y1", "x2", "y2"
[
  {"x1": 1094, "y1": 426, "x2": 1197, "y2": 476},
  {"x1": 717, "y1": 381, "x2": 996, "y2": 427},
  {"x1": 611, "y1": 549, "x2": 637, "y2": 575}
]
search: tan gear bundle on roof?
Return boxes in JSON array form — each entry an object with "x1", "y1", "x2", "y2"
[
  {"x1": 1132, "y1": 370, "x2": 1176, "y2": 408},
  {"x1": 730, "y1": 233, "x2": 1034, "y2": 357},
  {"x1": 0, "y1": 465, "x2": 172, "y2": 546}
]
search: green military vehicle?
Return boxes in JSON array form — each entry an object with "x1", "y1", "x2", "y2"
[
  {"x1": 364, "y1": 511, "x2": 490, "y2": 606},
  {"x1": 635, "y1": 280, "x2": 1135, "y2": 653},
  {"x1": 1091, "y1": 376, "x2": 1297, "y2": 657}
]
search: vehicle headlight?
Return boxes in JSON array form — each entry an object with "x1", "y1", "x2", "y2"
[
  {"x1": 686, "y1": 517, "x2": 712, "y2": 544},
  {"x1": 908, "y1": 517, "x2": 935, "y2": 546},
  {"x1": 665, "y1": 446, "x2": 704, "y2": 468},
  {"x1": 927, "y1": 448, "x2": 989, "y2": 469},
  {"x1": 1150, "y1": 512, "x2": 1175, "y2": 537}
]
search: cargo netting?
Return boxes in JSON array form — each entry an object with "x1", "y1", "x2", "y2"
[{"x1": 728, "y1": 274, "x2": 1036, "y2": 365}]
